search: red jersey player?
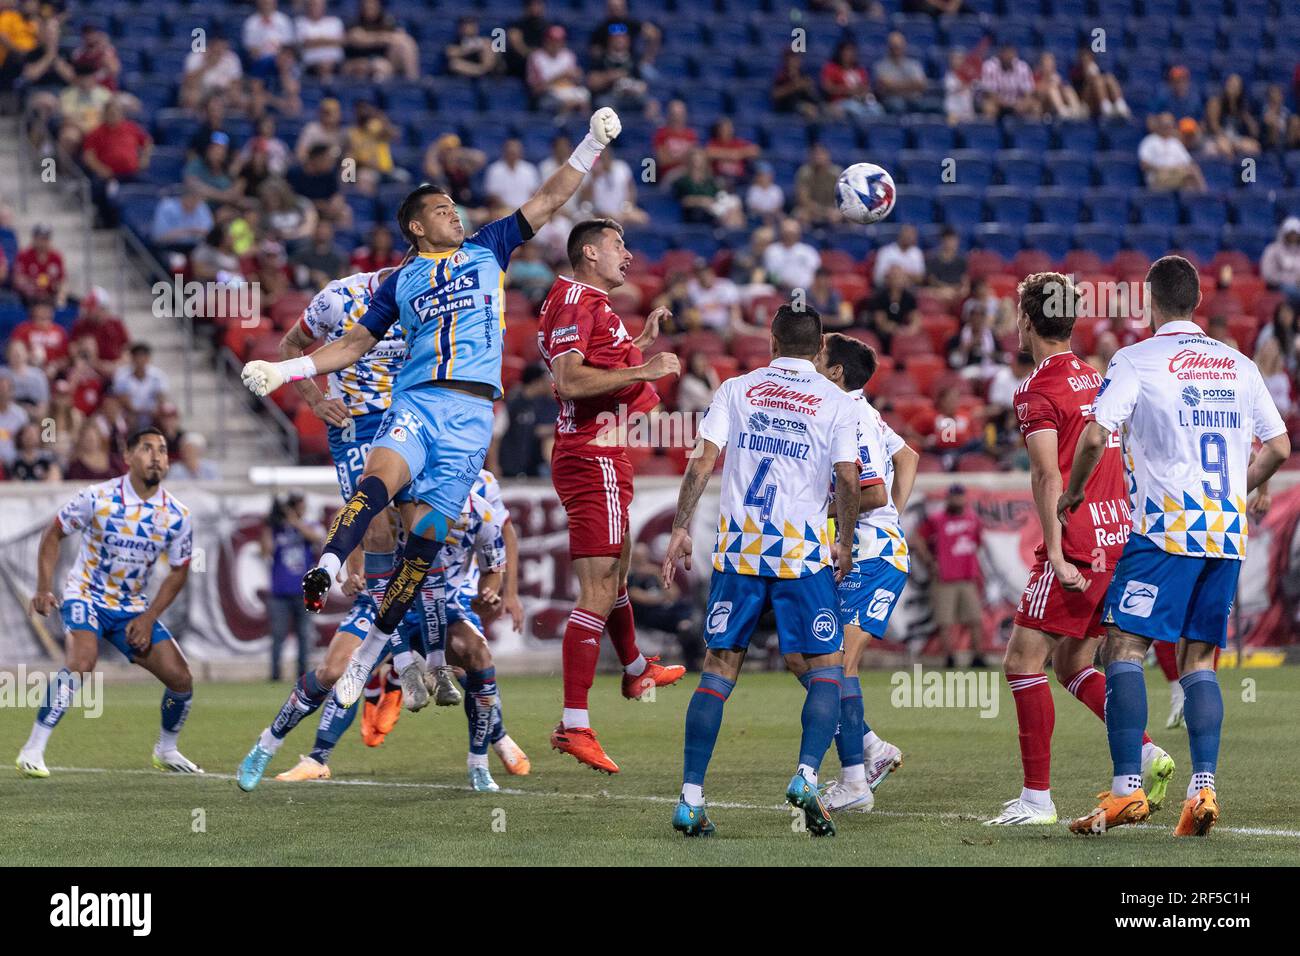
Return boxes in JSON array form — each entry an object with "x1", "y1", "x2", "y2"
[
  {"x1": 537, "y1": 218, "x2": 687, "y2": 773},
  {"x1": 985, "y1": 272, "x2": 1174, "y2": 826}
]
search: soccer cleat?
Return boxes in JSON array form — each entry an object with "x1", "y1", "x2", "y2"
[
  {"x1": 237, "y1": 741, "x2": 274, "y2": 792},
  {"x1": 1142, "y1": 746, "x2": 1176, "y2": 811},
  {"x1": 786, "y1": 770, "x2": 836, "y2": 837},
  {"x1": 360, "y1": 699, "x2": 386, "y2": 747},
  {"x1": 375, "y1": 688, "x2": 403, "y2": 735},
  {"x1": 865, "y1": 737, "x2": 903, "y2": 792},
  {"x1": 984, "y1": 797, "x2": 1058, "y2": 826},
  {"x1": 275, "y1": 755, "x2": 331, "y2": 782},
  {"x1": 15, "y1": 750, "x2": 49, "y2": 778},
  {"x1": 550, "y1": 723, "x2": 619, "y2": 774},
  {"x1": 426, "y1": 665, "x2": 463, "y2": 706},
  {"x1": 397, "y1": 662, "x2": 429, "y2": 712},
  {"x1": 468, "y1": 765, "x2": 500, "y2": 792},
  {"x1": 302, "y1": 567, "x2": 332, "y2": 613},
  {"x1": 333, "y1": 655, "x2": 371, "y2": 708},
  {"x1": 1174, "y1": 787, "x2": 1219, "y2": 837},
  {"x1": 821, "y1": 777, "x2": 875, "y2": 812},
  {"x1": 492, "y1": 735, "x2": 531, "y2": 775},
  {"x1": 622, "y1": 656, "x2": 687, "y2": 700},
  {"x1": 672, "y1": 798, "x2": 716, "y2": 837},
  {"x1": 153, "y1": 749, "x2": 203, "y2": 773},
  {"x1": 1068, "y1": 789, "x2": 1151, "y2": 834}
]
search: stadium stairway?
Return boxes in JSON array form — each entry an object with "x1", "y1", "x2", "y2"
[{"x1": 0, "y1": 116, "x2": 281, "y2": 476}]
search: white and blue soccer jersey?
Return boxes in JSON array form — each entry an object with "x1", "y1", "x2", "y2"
[
  {"x1": 300, "y1": 269, "x2": 407, "y2": 419},
  {"x1": 441, "y1": 490, "x2": 508, "y2": 603},
  {"x1": 1093, "y1": 320, "x2": 1286, "y2": 560},
  {"x1": 847, "y1": 389, "x2": 909, "y2": 572},
  {"x1": 471, "y1": 469, "x2": 509, "y2": 523},
  {"x1": 360, "y1": 212, "x2": 531, "y2": 400},
  {"x1": 698, "y1": 356, "x2": 860, "y2": 578},
  {"x1": 57, "y1": 476, "x2": 193, "y2": 612}
]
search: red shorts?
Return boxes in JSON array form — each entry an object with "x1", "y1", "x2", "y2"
[
  {"x1": 1013, "y1": 556, "x2": 1115, "y2": 640},
  {"x1": 551, "y1": 450, "x2": 633, "y2": 559}
]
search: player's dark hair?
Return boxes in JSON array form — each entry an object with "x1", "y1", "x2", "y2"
[
  {"x1": 1147, "y1": 255, "x2": 1201, "y2": 319},
  {"x1": 1017, "y1": 271, "x2": 1079, "y2": 342},
  {"x1": 127, "y1": 426, "x2": 166, "y2": 451},
  {"x1": 771, "y1": 303, "x2": 822, "y2": 357},
  {"x1": 823, "y1": 332, "x2": 878, "y2": 391},
  {"x1": 396, "y1": 183, "x2": 451, "y2": 247},
  {"x1": 567, "y1": 218, "x2": 623, "y2": 269}
]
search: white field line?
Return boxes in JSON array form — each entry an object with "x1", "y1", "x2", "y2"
[{"x1": 43, "y1": 766, "x2": 1300, "y2": 840}]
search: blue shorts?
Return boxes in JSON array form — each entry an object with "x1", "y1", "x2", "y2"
[
  {"x1": 703, "y1": 567, "x2": 843, "y2": 656},
  {"x1": 1103, "y1": 534, "x2": 1240, "y2": 648},
  {"x1": 373, "y1": 386, "x2": 493, "y2": 519},
  {"x1": 61, "y1": 599, "x2": 172, "y2": 663},
  {"x1": 328, "y1": 412, "x2": 384, "y2": 500},
  {"x1": 446, "y1": 591, "x2": 483, "y2": 633},
  {"x1": 838, "y1": 560, "x2": 909, "y2": 638}
]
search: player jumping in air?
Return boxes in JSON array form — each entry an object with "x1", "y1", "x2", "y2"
[
  {"x1": 985, "y1": 273, "x2": 1175, "y2": 827},
  {"x1": 662, "y1": 305, "x2": 861, "y2": 837},
  {"x1": 1059, "y1": 256, "x2": 1288, "y2": 836},
  {"x1": 814, "y1": 333, "x2": 916, "y2": 812},
  {"x1": 18, "y1": 428, "x2": 199, "y2": 778},
  {"x1": 537, "y1": 218, "x2": 687, "y2": 773},
  {"x1": 241, "y1": 109, "x2": 624, "y2": 714}
]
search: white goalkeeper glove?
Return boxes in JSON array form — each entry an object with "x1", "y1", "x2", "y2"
[
  {"x1": 241, "y1": 356, "x2": 316, "y2": 397},
  {"x1": 568, "y1": 107, "x2": 622, "y2": 173}
]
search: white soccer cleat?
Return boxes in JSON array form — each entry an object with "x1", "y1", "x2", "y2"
[
  {"x1": 275, "y1": 755, "x2": 332, "y2": 782},
  {"x1": 821, "y1": 777, "x2": 875, "y2": 812},
  {"x1": 425, "y1": 665, "x2": 463, "y2": 706},
  {"x1": 397, "y1": 661, "x2": 430, "y2": 712},
  {"x1": 240, "y1": 359, "x2": 285, "y2": 397},
  {"x1": 333, "y1": 654, "x2": 372, "y2": 709},
  {"x1": 589, "y1": 107, "x2": 621, "y2": 146},
  {"x1": 15, "y1": 749, "x2": 49, "y2": 778},
  {"x1": 984, "y1": 797, "x2": 1058, "y2": 825},
  {"x1": 1166, "y1": 681, "x2": 1185, "y2": 729},
  {"x1": 152, "y1": 749, "x2": 204, "y2": 774},
  {"x1": 865, "y1": 737, "x2": 903, "y2": 792}
]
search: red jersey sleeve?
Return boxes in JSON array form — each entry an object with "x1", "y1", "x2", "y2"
[{"x1": 1015, "y1": 386, "x2": 1059, "y2": 440}]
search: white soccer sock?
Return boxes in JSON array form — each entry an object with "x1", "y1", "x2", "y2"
[
  {"x1": 797, "y1": 763, "x2": 818, "y2": 786},
  {"x1": 1189, "y1": 772, "x2": 1215, "y2": 798},
  {"x1": 258, "y1": 727, "x2": 284, "y2": 755},
  {"x1": 624, "y1": 654, "x2": 647, "y2": 677},
  {"x1": 156, "y1": 728, "x2": 180, "y2": 753},
  {"x1": 843, "y1": 763, "x2": 867, "y2": 785},
  {"x1": 467, "y1": 752, "x2": 489, "y2": 770},
  {"x1": 863, "y1": 729, "x2": 881, "y2": 751},
  {"x1": 426, "y1": 649, "x2": 446, "y2": 668},
  {"x1": 682, "y1": 783, "x2": 704, "y2": 806},
  {"x1": 318, "y1": 552, "x2": 343, "y2": 582},
  {"x1": 393, "y1": 650, "x2": 417, "y2": 672},
  {"x1": 355, "y1": 625, "x2": 392, "y2": 672},
  {"x1": 1141, "y1": 740, "x2": 1158, "y2": 765},
  {"x1": 23, "y1": 720, "x2": 53, "y2": 755},
  {"x1": 1169, "y1": 679, "x2": 1185, "y2": 705},
  {"x1": 562, "y1": 708, "x2": 589, "y2": 730},
  {"x1": 1112, "y1": 773, "x2": 1142, "y2": 796},
  {"x1": 1021, "y1": 786, "x2": 1053, "y2": 808}
]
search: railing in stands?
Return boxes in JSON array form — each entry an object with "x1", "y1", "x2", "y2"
[
  {"x1": 14, "y1": 121, "x2": 93, "y2": 299},
  {"x1": 117, "y1": 225, "x2": 194, "y2": 417},
  {"x1": 216, "y1": 345, "x2": 299, "y2": 464}
]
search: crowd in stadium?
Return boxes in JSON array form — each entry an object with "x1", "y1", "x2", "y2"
[{"x1": 2, "y1": 0, "x2": 1300, "y2": 479}]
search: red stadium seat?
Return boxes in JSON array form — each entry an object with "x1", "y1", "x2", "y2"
[
  {"x1": 919, "y1": 314, "x2": 958, "y2": 353},
  {"x1": 914, "y1": 290, "x2": 953, "y2": 317},
  {"x1": 916, "y1": 452, "x2": 946, "y2": 473},
  {"x1": 878, "y1": 369, "x2": 919, "y2": 397},
  {"x1": 966, "y1": 250, "x2": 1005, "y2": 280},
  {"x1": 501, "y1": 355, "x2": 526, "y2": 394},
  {"x1": 890, "y1": 331, "x2": 934, "y2": 360},
  {"x1": 638, "y1": 455, "x2": 683, "y2": 476},
  {"x1": 864, "y1": 354, "x2": 895, "y2": 397},
  {"x1": 749, "y1": 292, "x2": 785, "y2": 324},
  {"x1": 906, "y1": 354, "x2": 946, "y2": 396},
  {"x1": 1011, "y1": 250, "x2": 1053, "y2": 277},
  {"x1": 957, "y1": 452, "x2": 999, "y2": 472},
  {"x1": 627, "y1": 274, "x2": 663, "y2": 312},
  {"x1": 831, "y1": 273, "x2": 871, "y2": 306},
  {"x1": 1229, "y1": 275, "x2": 1266, "y2": 314},
  {"x1": 1061, "y1": 250, "x2": 1104, "y2": 275},
  {"x1": 658, "y1": 250, "x2": 697, "y2": 278},
  {"x1": 1254, "y1": 291, "x2": 1285, "y2": 324},
  {"x1": 709, "y1": 355, "x2": 740, "y2": 379},
  {"x1": 1229, "y1": 315, "x2": 1259, "y2": 355},
  {"x1": 293, "y1": 403, "x2": 330, "y2": 461},
  {"x1": 1111, "y1": 249, "x2": 1150, "y2": 277},
  {"x1": 819, "y1": 250, "x2": 857, "y2": 275},
  {"x1": 1208, "y1": 251, "x2": 1254, "y2": 276},
  {"x1": 270, "y1": 292, "x2": 312, "y2": 331},
  {"x1": 730, "y1": 332, "x2": 771, "y2": 368},
  {"x1": 1072, "y1": 317, "x2": 1101, "y2": 356},
  {"x1": 892, "y1": 395, "x2": 935, "y2": 427},
  {"x1": 680, "y1": 329, "x2": 727, "y2": 356},
  {"x1": 985, "y1": 273, "x2": 1019, "y2": 300},
  {"x1": 271, "y1": 385, "x2": 303, "y2": 418},
  {"x1": 843, "y1": 327, "x2": 882, "y2": 352},
  {"x1": 505, "y1": 316, "x2": 541, "y2": 362},
  {"x1": 225, "y1": 320, "x2": 275, "y2": 361}
]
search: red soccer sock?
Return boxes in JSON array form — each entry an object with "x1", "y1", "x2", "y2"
[
  {"x1": 1007, "y1": 673, "x2": 1054, "y2": 791},
  {"x1": 1153, "y1": 640, "x2": 1180, "y2": 682},
  {"x1": 562, "y1": 607, "x2": 607, "y2": 711},
  {"x1": 606, "y1": 589, "x2": 642, "y2": 667},
  {"x1": 1064, "y1": 666, "x2": 1152, "y2": 745}
]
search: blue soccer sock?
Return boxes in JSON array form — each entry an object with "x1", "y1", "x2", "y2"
[
  {"x1": 463, "y1": 667, "x2": 498, "y2": 759},
  {"x1": 1180, "y1": 668, "x2": 1223, "y2": 794},
  {"x1": 412, "y1": 574, "x2": 447, "y2": 661},
  {"x1": 833, "y1": 676, "x2": 866, "y2": 772},
  {"x1": 1104, "y1": 659, "x2": 1147, "y2": 793},
  {"x1": 798, "y1": 666, "x2": 844, "y2": 780},
  {"x1": 460, "y1": 672, "x2": 508, "y2": 744},
  {"x1": 363, "y1": 549, "x2": 396, "y2": 611},
  {"x1": 157, "y1": 687, "x2": 193, "y2": 751},
  {"x1": 375, "y1": 534, "x2": 443, "y2": 634},
  {"x1": 268, "y1": 671, "x2": 331, "y2": 745},
  {"x1": 682, "y1": 672, "x2": 735, "y2": 801},
  {"x1": 320, "y1": 476, "x2": 392, "y2": 578},
  {"x1": 25, "y1": 667, "x2": 79, "y2": 753},
  {"x1": 310, "y1": 691, "x2": 359, "y2": 765}
]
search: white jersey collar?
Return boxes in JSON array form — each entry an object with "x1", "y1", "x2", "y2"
[
  {"x1": 1155, "y1": 320, "x2": 1203, "y2": 336},
  {"x1": 770, "y1": 356, "x2": 816, "y2": 373}
]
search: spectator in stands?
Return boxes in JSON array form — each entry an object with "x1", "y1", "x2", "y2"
[
  {"x1": 730, "y1": 226, "x2": 779, "y2": 311},
  {"x1": 262, "y1": 492, "x2": 322, "y2": 681},
  {"x1": 526, "y1": 24, "x2": 590, "y2": 117},
  {"x1": 873, "y1": 224, "x2": 926, "y2": 286},
  {"x1": 1256, "y1": 300, "x2": 1300, "y2": 372},
  {"x1": 505, "y1": 240, "x2": 555, "y2": 304},
  {"x1": 344, "y1": 0, "x2": 419, "y2": 81},
  {"x1": 588, "y1": 23, "x2": 651, "y2": 115},
  {"x1": 673, "y1": 149, "x2": 744, "y2": 228},
  {"x1": 350, "y1": 224, "x2": 403, "y2": 272},
  {"x1": 156, "y1": 401, "x2": 183, "y2": 452},
  {"x1": 1206, "y1": 314, "x2": 1238, "y2": 350},
  {"x1": 13, "y1": 224, "x2": 65, "y2": 306},
  {"x1": 1070, "y1": 44, "x2": 1130, "y2": 119},
  {"x1": 56, "y1": 61, "x2": 111, "y2": 153},
  {"x1": 626, "y1": 541, "x2": 702, "y2": 671},
  {"x1": 185, "y1": 131, "x2": 245, "y2": 209},
  {"x1": 686, "y1": 260, "x2": 742, "y2": 334},
  {"x1": 908, "y1": 0, "x2": 965, "y2": 13},
  {"x1": 1034, "y1": 52, "x2": 1086, "y2": 120},
  {"x1": 65, "y1": 419, "x2": 116, "y2": 481},
  {"x1": 807, "y1": 267, "x2": 852, "y2": 329},
  {"x1": 295, "y1": 97, "x2": 347, "y2": 165},
  {"x1": 762, "y1": 218, "x2": 821, "y2": 292},
  {"x1": 744, "y1": 161, "x2": 785, "y2": 224},
  {"x1": 947, "y1": 299, "x2": 1002, "y2": 382},
  {"x1": 942, "y1": 48, "x2": 977, "y2": 124},
  {"x1": 913, "y1": 483, "x2": 988, "y2": 669},
  {"x1": 705, "y1": 118, "x2": 760, "y2": 188},
  {"x1": 248, "y1": 47, "x2": 303, "y2": 117},
  {"x1": 89, "y1": 389, "x2": 130, "y2": 468},
  {"x1": 0, "y1": 375, "x2": 31, "y2": 470},
  {"x1": 1260, "y1": 84, "x2": 1300, "y2": 152},
  {"x1": 250, "y1": 240, "x2": 294, "y2": 309},
  {"x1": 1205, "y1": 74, "x2": 1262, "y2": 158},
  {"x1": 498, "y1": 363, "x2": 558, "y2": 477},
  {"x1": 11, "y1": 297, "x2": 67, "y2": 369},
  {"x1": 423, "y1": 133, "x2": 487, "y2": 212},
  {"x1": 290, "y1": 220, "x2": 344, "y2": 290},
  {"x1": 113, "y1": 343, "x2": 169, "y2": 430},
  {"x1": 70, "y1": 287, "x2": 128, "y2": 375},
  {"x1": 1256, "y1": 339, "x2": 1294, "y2": 417},
  {"x1": 295, "y1": 0, "x2": 346, "y2": 79},
  {"x1": 287, "y1": 143, "x2": 352, "y2": 228},
  {"x1": 235, "y1": 116, "x2": 291, "y2": 179},
  {"x1": 82, "y1": 97, "x2": 152, "y2": 225},
  {"x1": 181, "y1": 32, "x2": 243, "y2": 111},
  {"x1": 169, "y1": 431, "x2": 220, "y2": 481},
  {"x1": 506, "y1": 0, "x2": 551, "y2": 79},
  {"x1": 925, "y1": 227, "x2": 968, "y2": 303},
  {"x1": 1262, "y1": 218, "x2": 1300, "y2": 304},
  {"x1": 446, "y1": 15, "x2": 499, "y2": 79},
  {"x1": 820, "y1": 40, "x2": 881, "y2": 124},
  {"x1": 1138, "y1": 113, "x2": 1207, "y2": 192},
  {"x1": 874, "y1": 32, "x2": 930, "y2": 114},
  {"x1": 259, "y1": 177, "x2": 319, "y2": 244},
  {"x1": 676, "y1": 351, "x2": 720, "y2": 417},
  {"x1": 44, "y1": 379, "x2": 80, "y2": 463},
  {"x1": 347, "y1": 100, "x2": 405, "y2": 193},
  {"x1": 920, "y1": 386, "x2": 984, "y2": 465},
  {"x1": 960, "y1": 275, "x2": 1008, "y2": 326},
  {"x1": 7, "y1": 421, "x2": 59, "y2": 481},
  {"x1": 986, "y1": 350, "x2": 1034, "y2": 426},
  {"x1": 69, "y1": 24, "x2": 119, "y2": 90},
  {"x1": 190, "y1": 224, "x2": 243, "y2": 282},
  {"x1": 978, "y1": 43, "x2": 1038, "y2": 119},
  {"x1": 793, "y1": 144, "x2": 840, "y2": 226},
  {"x1": 2, "y1": 338, "x2": 47, "y2": 413},
  {"x1": 62, "y1": 338, "x2": 107, "y2": 418},
  {"x1": 484, "y1": 138, "x2": 541, "y2": 216},
  {"x1": 586, "y1": 145, "x2": 647, "y2": 224},
  {"x1": 16, "y1": 15, "x2": 72, "y2": 154},
  {"x1": 186, "y1": 95, "x2": 230, "y2": 160},
  {"x1": 243, "y1": 0, "x2": 297, "y2": 80},
  {"x1": 588, "y1": 0, "x2": 660, "y2": 62},
  {"x1": 860, "y1": 265, "x2": 917, "y2": 351},
  {"x1": 652, "y1": 99, "x2": 699, "y2": 184},
  {"x1": 1088, "y1": 330, "x2": 1119, "y2": 374},
  {"x1": 1151, "y1": 65, "x2": 1202, "y2": 130},
  {"x1": 235, "y1": 147, "x2": 277, "y2": 205},
  {"x1": 772, "y1": 49, "x2": 821, "y2": 120}
]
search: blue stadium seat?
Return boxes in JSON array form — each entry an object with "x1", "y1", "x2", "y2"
[
  {"x1": 383, "y1": 82, "x2": 431, "y2": 114},
  {"x1": 1135, "y1": 191, "x2": 1180, "y2": 227},
  {"x1": 949, "y1": 150, "x2": 994, "y2": 189},
  {"x1": 1055, "y1": 121, "x2": 1099, "y2": 154},
  {"x1": 905, "y1": 119, "x2": 954, "y2": 152},
  {"x1": 971, "y1": 223, "x2": 1024, "y2": 261},
  {"x1": 894, "y1": 193, "x2": 937, "y2": 226},
  {"x1": 1045, "y1": 152, "x2": 1091, "y2": 188},
  {"x1": 1172, "y1": 226, "x2": 1221, "y2": 263},
  {"x1": 997, "y1": 151, "x2": 1044, "y2": 188},
  {"x1": 862, "y1": 123, "x2": 907, "y2": 154},
  {"x1": 935, "y1": 187, "x2": 982, "y2": 227},
  {"x1": 955, "y1": 121, "x2": 1001, "y2": 152},
  {"x1": 1022, "y1": 223, "x2": 1072, "y2": 260},
  {"x1": 1200, "y1": 159, "x2": 1239, "y2": 192},
  {"x1": 1184, "y1": 194, "x2": 1228, "y2": 229},
  {"x1": 1229, "y1": 193, "x2": 1276, "y2": 230},
  {"x1": 145, "y1": 147, "x2": 185, "y2": 185},
  {"x1": 815, "y1": 124, "x2": 859, "y2": 155},
  {"x1": 897, "y1": 150, "x2": 944, "y2": 186},
  {"x1": 940, "y1": 18, "x2": 989, "y2": 50},
  {"x1": 1099, "y1": 123, "x2": 1144, "y2": 153},
  {"x1": 1095, "y1": 153, "x2": 1141, "y2": 189},
  {"x1": 984, "y1": 187, "x2": 1033, "y2": 226},
  {"x1": 1005, "y1": 122, "x2": 1050, "y2": 153},
  {"x1": 1127, "y1": 224, "x2": 1173, "y2": 261},
  {"x1": 0, "y1": 302, "x2": 26, "y2": 342},
  {"x1": 1072, "y1": 224, "x2": 1122, "y2": 262},
  {"x1": 824, "y1": 231, "x2": 875, "y2": 260},
  {"x1": 1034, "y1": 188, "x2": 1083, "y2": 226},
  {"x1": 1220, "y1": 226, "x2": 1272, "y2": 261}
]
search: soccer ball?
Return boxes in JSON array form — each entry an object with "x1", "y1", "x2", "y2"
[{"x1": 836, "y1": 162, "x2": 897, "y2": 225}]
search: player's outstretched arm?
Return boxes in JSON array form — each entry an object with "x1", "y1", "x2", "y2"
[
  {"x1": 280, "y1": 323, "x2": 348, "y2": 427},
  {"x1": 551, "y1": 349, "x2": 679, "y2": 400},
  {"x1": 1058, "y1": 420, "x2": 1109, "y2": 525},
  {"x1": 1027, "y1": 430, "x2": 1087, "y2": 592},
  {"x1": 31, "y1": 519, "x2": 66, "y2": 617},
  {"x1": 242, "y1": 322, "x2": 378, "y2": 397},
  {"x1": 891, "y1": 443, "x2": 920, "y2": 514},
  {"x1": 1248, "y1": 433, "x2": 1291, "y2": 494},
  {"x1": 520, "y1": 108, "x2": 621, "y2": 231},
  {"x1": 833, "y1": 461, "x2": 861, "y2": 581},
  {"x1": 662, "y1": 439, "x2": 722, "y2": 586}
]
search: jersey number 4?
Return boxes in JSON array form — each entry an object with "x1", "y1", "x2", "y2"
[{"x1": 744, "y1": 456, "x2": 777, "y2": 522}]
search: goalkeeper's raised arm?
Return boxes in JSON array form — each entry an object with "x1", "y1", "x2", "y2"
[
  {"x1": 241, "y1": 322, "x2": 378, "y2": 398},
  {"x1": 520, "y1": 107, "x2": 621, "y2": 230}
]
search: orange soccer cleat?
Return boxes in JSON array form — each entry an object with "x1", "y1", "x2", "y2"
[
  {"x1": 1174, "y1": 787, "x2": 1220, "y2": 837},
  {"x1": 550, "y1": 724, "x2": 620, "y2": 774},
  {"x1": 622, "y1": 656, "x2": 687, "y2": 700},
  {"x1": 1069, "y1": 789, "x2": 1151, "y2": 835},
  {"x1": 360, "y1": 698, "x2": 384, "y2": 748},
  {"x1": 375, "y1": 688, "x2": 403, "y2": 734}
]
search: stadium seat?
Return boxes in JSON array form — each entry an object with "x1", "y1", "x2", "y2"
[
  {"x1": 1045, "y1": 152, "x2": 1091, "y2": 188},
  {"x1": 1022, "y1": 224, "x2": 1072, "y2": 261},
  {"x1": 1127, "y1": 225, "x2": 1173, "y2": 262},
  {"x1": 985, "y1": 187, "x2": 1033, "y2": 227},
  {"x1": 1034, "y1": 188, "x2": 1083, "y2": 227},
  {"x1": 971, "y1": 224, "x2": 1023, "y2": 261},
  {"x1": 937, "y1": 188, "x2": 983, "y2": 227},
  {"x1": 1110, "y1": 249, "x2": 1151, "y2": 277},
  {"x1": 1135, "y1": 191, "x2": 1180, "y2": 228},
  {"x1": 955, "y1": 121, "x2": 1002, "y2": 153},
  {"x1": 905, "y1": 355, "x2": 946, "y2": 396},
  {"x1": 1073, "y1": 225, "x2": 1123, "y2": 263},
  {"x1": 293, "y1": 404, "x2": 330, "y2": 462},
  {"x1": 949, "y1": 150, "x2": 994, "y2": 190},
  {"x1": 919, "y1": 314, "x2": 958, "y2": 353},
  {"x1": 1095, "y1": 153, "x2": 1142, "y2": 189},
  {"x1": 891, "y1": 331, "x2": 935, "y2": 361},
  {"x1": 1061, "y1": 250, "x2": 1104, "y2": 275}
]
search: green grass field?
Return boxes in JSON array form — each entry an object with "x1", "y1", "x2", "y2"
[{"x1": 2, "y1": 667, "x2": 1298, "y2": 866}]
